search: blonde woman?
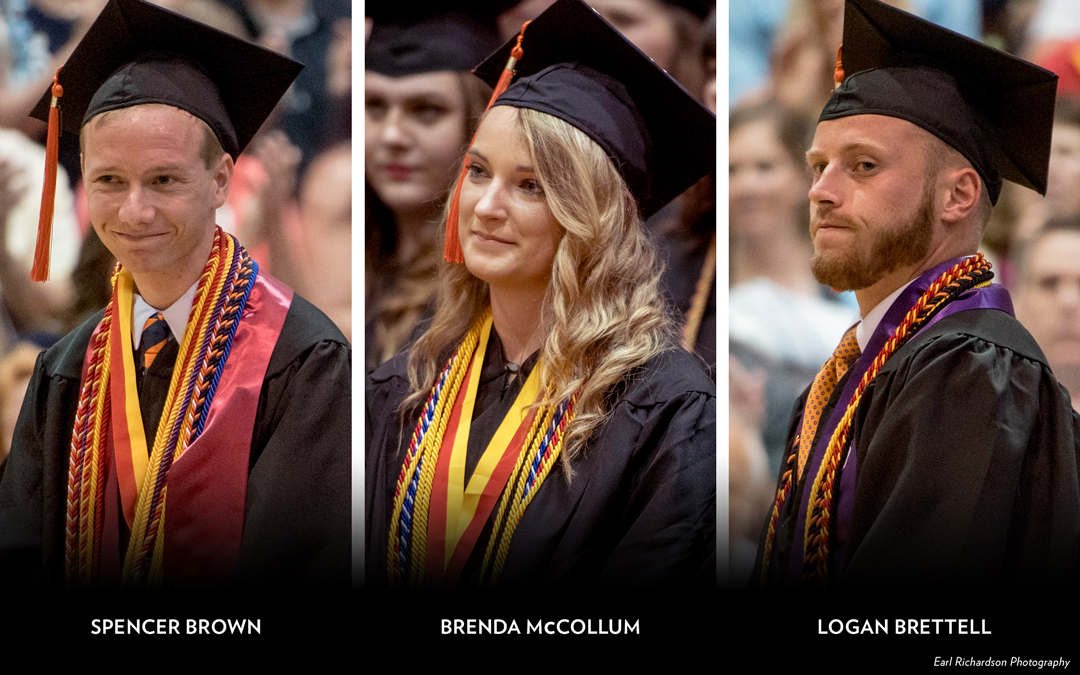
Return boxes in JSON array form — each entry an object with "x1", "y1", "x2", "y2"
[{"x1": 366, "y1": 0, "x2": 715, "y2": 589}]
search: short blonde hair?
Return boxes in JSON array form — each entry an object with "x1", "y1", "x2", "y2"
[
  {"x1": 80, "y1": 105, "x2": 225, "y2": 169},
  {"x1": 924, "y1": 132, "x2": 992, "y2": 233}
]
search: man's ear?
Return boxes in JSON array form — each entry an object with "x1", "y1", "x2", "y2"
[
  {"x1": 940, "y1": 166, "x2": 981, "y2": 224},
  {"x1": 212, "y1": 154, "x2": 234, "y2": 209}
]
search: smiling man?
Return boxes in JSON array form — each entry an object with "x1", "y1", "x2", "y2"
[
  {"x1": 0, "y1": 0, "x2": 350, "y2": 588},
  {"x1": 754, "y1": 0, "x2": 1080, "y2": 587},
  {"x1": 83, "y1": 105, "x2": 230, "y2": 307}
]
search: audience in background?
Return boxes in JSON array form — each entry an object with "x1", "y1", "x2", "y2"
[
  {"x1": 1013, "y1": 218, "x2": 1080, "y2": 410},
  {"x1": 994, "y1": 96, "x2": 1080, "y2": 271},
  {"x1": 0, "y1": 343, "x2": 39, "y2": 474},
  {"x1": 363, "y1": 10, "x2": 496, "y2": 369},
  {"x1": 729, "y1": 100, "x2": 850, "y2": 473},
  {"x1": 652, "y1": 7, "x2": 717, "y2": 376},
  {"x1": 299, "y1": 142, "x2": 352, "y2": 340},
  {"x1": 0, "y1": 0, "x2": 351, "y2": 359}
]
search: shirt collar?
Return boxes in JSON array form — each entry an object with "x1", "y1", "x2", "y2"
[
  {"x1": 131, "y1": 281, "x2": 199, "y2": 349},
  {"x1": 852, "y1": 255, "x2": 978, "y2": 352},
  {"x1": 852, "y1": 279, "x2": 916, "y2": 353}
]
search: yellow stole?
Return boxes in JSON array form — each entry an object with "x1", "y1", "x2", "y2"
[{"x1": 428, "y1": 315, "x2": 541, "y2": 584}]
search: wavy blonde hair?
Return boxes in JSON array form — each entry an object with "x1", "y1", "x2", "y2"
[{"x1": 405, "y1": 106, "x2": 674, "y2": 463}]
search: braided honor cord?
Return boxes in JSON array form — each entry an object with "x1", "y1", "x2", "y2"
[
  {"x1": 758, "y1": 434, "x2": 799, "y2": 586},
  {"x1": 65, "y1": 229, "x2": 257, "y2": 588},
  {"x1": 65, "y1": 273, "x2": 117, "y2": 587},
  {"x1": 759, "y1": 255, "x2": 993, "y2": 587},
  {"x1": 388, "y1": 313, "x2": 487, "y2": 588},
  {"x1": 388, "y1": 311, "x2": 580, "y2": 588},
  {"x1": 478, "y1": 392, "x2": 578, "y2": 587}
]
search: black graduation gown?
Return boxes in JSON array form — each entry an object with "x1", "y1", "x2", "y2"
[
  {"x1": 0, "y1": 294, "x2": 352, "y2": 588},
  {"x1": 366, "y1": 345, "x2": 716, "y2": 589},
  {"x1": 754, "y1": 309, "x2": 1080, "y2": 587},
  {"x1": 653, "y1": 203, "x2": 716, "y2": 380}
]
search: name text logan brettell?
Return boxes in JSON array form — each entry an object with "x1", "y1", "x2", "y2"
[{"x1": 817, "y1": 619, "x2": 991, "y2": 635}]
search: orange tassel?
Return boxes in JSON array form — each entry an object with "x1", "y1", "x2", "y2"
[
  {"x1": 833, "y1": 45, "x2": 845, "y2": 88},
  {"x1": 32, "y1": 68, "x2": 63, "y2": 282},
  {"x1": 444, "y1": 22, "x2": 530, "y2": 263},
  {"x1": 442, "y1": 167, "x2": 469, "y2": 263}
]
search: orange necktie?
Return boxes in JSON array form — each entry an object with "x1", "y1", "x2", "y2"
[
  {"x1": 139, "y1": 312, "x2": 171, "y2": 370},
  {"x1": 796, "y1": 325, "x2": 860, "y2": 482}
]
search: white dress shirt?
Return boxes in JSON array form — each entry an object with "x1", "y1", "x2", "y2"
[{"x1": 131, "y1": 281, "x2": 198, "y2": 350}]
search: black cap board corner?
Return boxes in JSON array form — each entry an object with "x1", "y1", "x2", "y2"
[
  {"x1": 366, "y1": 9, "x2": 500, "y2": 76},
  {"x1": 473, "y1": 0, "x2": 715, "y2": 218},
  {"x1": 823, "y1": 0, "x2": 1058, "y2": 203},
  {"x1": 29, "y1": 0, "x2": 302, "y2": 159}
]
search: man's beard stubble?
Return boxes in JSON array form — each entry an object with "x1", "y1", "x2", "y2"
[{"x1": 809, "y1": 185, "x2": 935, "y2": 291}]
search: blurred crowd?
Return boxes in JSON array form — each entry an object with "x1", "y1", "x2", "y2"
[
  {"x1": 364, "y1": 0, "x2": 717, "y2": 372},
  {"x1": 730, "y1": 0, "x2": 1080, "y2": 583},
  {"x1": 0, "y1": 0, "x2": 351, "y2": 464}
]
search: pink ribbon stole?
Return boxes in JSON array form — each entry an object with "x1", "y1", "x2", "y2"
[{"x1": 161, "y1": 273, "x2": 292, "y2": 585}]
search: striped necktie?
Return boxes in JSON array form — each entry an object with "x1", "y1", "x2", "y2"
[
  {"x1": 139, "y1": 312, "x2": 171, "y2": 371},
  {"x1": 796, "y1": 325, "x2": 860, "y2": 482}
]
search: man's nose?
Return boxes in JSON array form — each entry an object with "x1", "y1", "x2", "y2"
[
  {"x1": 808, "y1": 163, "x2": 843, "y2": 208},
  {"x1": 118, "y1": 185, "x2": 154, "y2": 226}
]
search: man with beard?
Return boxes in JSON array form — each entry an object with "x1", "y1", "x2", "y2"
[{"x1": 754, "y1": 0, "x2": 1080, "y2": 587}]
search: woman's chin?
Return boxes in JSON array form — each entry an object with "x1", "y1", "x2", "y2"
[
  {"x1": 371, "y1": 181, "x2": 437, "y2": 215},
  {"x1": 462, "y1": 254, "x2": 503, "y2": 286}
]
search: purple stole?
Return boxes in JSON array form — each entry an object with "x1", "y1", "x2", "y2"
[
  {"x1": 87, "y1": 273, "x2": 293, "y2": 585},
  {"x1": 784, "y1": 258, "x2": 1015, "y2": 584}
]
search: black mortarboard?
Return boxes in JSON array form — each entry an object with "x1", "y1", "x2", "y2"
[
  {"x1": 822, "y1": 0, "x2": 1058, "y2": 205},
  {"x1": 26, "y1": 0, "x2": 301, "y2": 281},
  {"x1": 658, "y1": 0, "x2": 711, "y2": 19},
  {"x1": 473, "y1": 0, "x2": 716, "y2": 219},
  {"x1": 366, "y1": 11, "x2": 500, "y2": 76},
  {"x1": 29, "y1": 0, "x2": 302, "y2": 160}
]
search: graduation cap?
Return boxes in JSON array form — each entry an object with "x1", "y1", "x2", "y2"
[
  {"x1": 443, "y1": 0, "x2": 716, "y2": 261},
  {"x1": 27, "y1": 0, "x2": 302, "y2": 280},
  {"x1": 366, "y1": 11, "x2": 500, "y2": 76},
  {"x1": 822, "y1": 0, "x2": 1058, "y2": 206},
  {"x1": 655, "y1": 0, "x2": 711, "y2": 19}
]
